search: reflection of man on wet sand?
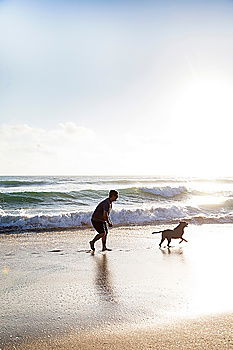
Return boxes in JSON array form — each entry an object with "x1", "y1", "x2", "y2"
[
  {"x1": 95, "y1": 254, "x2": 116, "y2": 303},
  {"x1": 89, "y1": 190, "x2": 118, "y2": 252}
]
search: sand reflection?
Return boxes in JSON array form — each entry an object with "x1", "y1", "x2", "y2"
[
  {"x1": 94, "y1": 254, "x2": 117, "y2": 304},
  {"x1": 184, "y1": 232, "x2": 233, "y2": 316},
  {"x1": 159, "y1": 246, "x2": 186, "y2": 262}
]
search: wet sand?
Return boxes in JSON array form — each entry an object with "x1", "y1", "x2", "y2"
[
  {"x1": 1, "y1": 223, "x2": 233, "y2": 349},
  {"x1": 3, "y1": 313, "x2": 232, "y2": 350}
]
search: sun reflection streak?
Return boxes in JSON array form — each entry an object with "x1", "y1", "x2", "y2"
[{"x1": 183, "y1": 231, "x2": 233, "y2": 317}]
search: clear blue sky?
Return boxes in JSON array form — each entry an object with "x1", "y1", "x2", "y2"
[{"x1": 1, "y1": 0, "x2": 233, "y2": 175}]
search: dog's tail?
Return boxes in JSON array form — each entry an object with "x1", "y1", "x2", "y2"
[{"x1": 152, "y1": 231, "x2": 162, "y2": 234}]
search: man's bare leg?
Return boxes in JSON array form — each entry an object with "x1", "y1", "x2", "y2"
[
  {"x1": 102, "y1": 233, "x2": 112, "y2": 251},
  {"x1": 89, "y1": 233, "x2": 105, "y2": 251}
]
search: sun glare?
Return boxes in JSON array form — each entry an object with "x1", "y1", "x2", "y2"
[
  {"x1": 174, "y1": 77, "x2": 233, "y2": 136},
  {"x1": 169, "y1": 77, "x2": 233, "y2": 176}
]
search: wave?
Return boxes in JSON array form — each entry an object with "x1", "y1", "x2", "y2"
[
  {"x1": 0, "y1": 186, "x2": 189, "y2": 206},
  {"x1": 199, "y1": 198, "x2": 233, "y2": 210},
  {"x1": 94, "y1": 178, "x2": 184, "y2": 185},
  {"x1": 81, "y1": 177, "x2": 233, "y2": 185},
  {"x1": 195, "y1": 178, "x2": 233, "y2": 184},
  {"x1": 139, "y1": 186, "x2": 188, "y2": 198},
  {"x1": 108, "y1": 186, "x2": 189, "y2": 200},
  {"x1": 224, "y1": 199, "x2": 233, "y2": 208},
  {"x1": 0, "y1": 180, "x2": 50, "y2": 187},
  {"x1": 0, "y1": 177, "x2": 182, "y2": 188},
  {"x1": 0, "y1": 191, "x2": 83, "y2": 204},
  {"x1": 173, "y1": 177, "x2": 233, "y2": 184},
  {"x1": 1, "y1": 205, "x2": 233, "y2": 233}
]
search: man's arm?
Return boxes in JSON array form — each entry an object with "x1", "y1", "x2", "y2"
[{"x1": 103, "y1": 210, "x2": 112, "y2": 227}]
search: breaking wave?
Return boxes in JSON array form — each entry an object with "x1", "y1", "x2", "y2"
[{"x1": 1, "y1": 205, "x2": 233, "y2": 233}]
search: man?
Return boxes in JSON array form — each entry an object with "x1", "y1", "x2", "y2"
[{"x1": 89, "y1": 190, "x2": 118, "y2": 252}]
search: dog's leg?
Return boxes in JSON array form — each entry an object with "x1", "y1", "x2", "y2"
[
  {"x1": 159, "y1": 237, "x2": 165, "y2": 247},
  {"x1": 167, "y1": 238, "x2": 171, "y2": 248}
]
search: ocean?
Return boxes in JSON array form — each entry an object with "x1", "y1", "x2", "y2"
[{"x1": 0, "y1": 175, "x2": 233, "y2": 233}]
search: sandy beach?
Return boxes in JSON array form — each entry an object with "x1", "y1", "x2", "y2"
[
  {"x1": 1, "y1": 223, "x2": 233, "y2": 349},
  {"x1": 3, "y1": 313, "x2": 232, "y2": 350}
]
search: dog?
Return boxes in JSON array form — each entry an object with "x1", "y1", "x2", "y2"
[{"x1": 152, "y1": 221, "x2": 188, "y2": 248}]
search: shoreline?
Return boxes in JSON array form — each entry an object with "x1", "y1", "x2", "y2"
[
  {"x1": 0, "y1": 220, "x2": 189, "y2": 236},
  {"x1": 1, "y1": 220, "x2": 233, "y2": 236}
]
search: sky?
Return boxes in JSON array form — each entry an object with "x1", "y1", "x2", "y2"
[{"x1": 1, "y1": 0, "x2": 233, "y2": 176}]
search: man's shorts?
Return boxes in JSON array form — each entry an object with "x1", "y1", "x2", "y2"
[{"x1": 91, "y1": 219, "x2": 108, "y2": 235}]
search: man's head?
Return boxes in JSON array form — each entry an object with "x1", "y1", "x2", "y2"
[{"x1": 109, "y1": 190, "x2": 119, "y2": 202}]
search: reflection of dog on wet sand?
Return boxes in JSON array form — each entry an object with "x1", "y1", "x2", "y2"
[{"x1": 152, "y1": 222, "x2": 188, "y2": 248}]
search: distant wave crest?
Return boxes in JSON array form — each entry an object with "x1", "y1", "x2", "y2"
[
  {"x1": 0, "y1": 192, "x2": 81, "y2": 204},
  {"x1": 0, "y1": 180, "x2": 49, "y2": 187},
  {"x1": 139, "y1": 186, "x2": 188, "y2": 198}
]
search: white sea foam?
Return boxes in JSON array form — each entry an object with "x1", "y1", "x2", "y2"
[
  {"x1": 0, "y1": 208, "x2": 5, "y2": 215},
  {"x1": 1, "y1": 205, "x2": 233, "y2": 233}
]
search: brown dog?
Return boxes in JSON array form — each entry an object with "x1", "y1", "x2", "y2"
[{"x1": 152, "y1": 221, "x2": 188, "y2": 248}]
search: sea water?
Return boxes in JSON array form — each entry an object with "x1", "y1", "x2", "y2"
[{"x1": 0, "y1": 175, "x2": 233, "y2": 232}]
